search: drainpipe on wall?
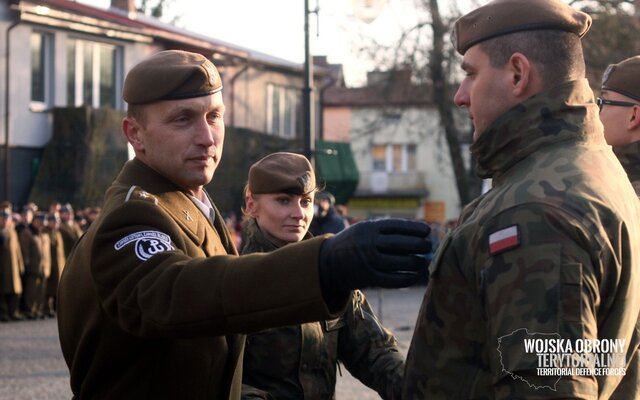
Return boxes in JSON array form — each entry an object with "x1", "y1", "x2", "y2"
[{"x1": 4, "y1": 20, "x2": 19, "y2": 202}]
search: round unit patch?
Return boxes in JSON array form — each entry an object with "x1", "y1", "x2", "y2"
[{"x1": 114, "y1": 230, "x2": 175, "y2": 261}]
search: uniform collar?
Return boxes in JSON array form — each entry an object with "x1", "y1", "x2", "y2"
[
  {"x1": 116, "y1": 158, "x2": 183, "y2": 194},
  {"x1": 241, "y1": 218, "x2": 312, "y2": 253},
  {"x1": 471, "y1": 79, "x2": 605, "y2": 180}
]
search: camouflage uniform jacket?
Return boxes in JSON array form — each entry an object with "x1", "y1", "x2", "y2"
[
  {"x1": 403, "y1": 80, "x2": 640, "y2": 399},
  {"x1": 241, "y1": 219, "x2": 404, "y2": 399},
  {"x1": 613, "y1": 142, "x2": 640, "y2": 196}
]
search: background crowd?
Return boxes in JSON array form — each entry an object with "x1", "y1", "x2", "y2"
[{"x1": 0, "y1": 201, "x2": 95, "y2": 322}]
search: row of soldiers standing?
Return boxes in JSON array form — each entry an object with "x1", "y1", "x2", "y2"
[{"x1": 0, "y1": 202, "x2": 85, "y2": 321}]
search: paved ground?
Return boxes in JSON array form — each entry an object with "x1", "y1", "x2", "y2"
[{"x1": 0, "y1": 286, "x2": 426, "y2": 400}]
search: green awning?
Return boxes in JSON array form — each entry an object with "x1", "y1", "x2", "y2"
[{"x1": 314, "y1": 140, "x2": 360, "y2": 205}]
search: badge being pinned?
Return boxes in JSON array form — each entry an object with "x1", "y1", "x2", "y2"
[
  {"x1": 488, "y1": 225, "x2": 520, "y2": 255},
  {"x1": 114, "y1": 230, "x2": 175, "y2": 261}
]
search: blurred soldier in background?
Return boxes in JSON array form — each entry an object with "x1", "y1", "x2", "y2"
[
  {"x1": 0, "y1": 203, "x2": 24, "y2": 322},
  {"x1": 19, "y1": 212, "x2": 51, "y2": 319},
  {"x1": 58, "y1": 204, "x2": 84, "y2": 256},
  {"x1": 45, "y1": 212, "x2": 65, "y2": 317},
  {"x1": 598, "y1": 55, "x2": 640, "y2": 195},
  {"x1": 309, "y1": 191, "x2": 346, "y2": 235}
]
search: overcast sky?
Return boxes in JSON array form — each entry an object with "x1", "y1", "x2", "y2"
[{"x1": 79, "y1": 0, "x2": 480, "y2": 86}]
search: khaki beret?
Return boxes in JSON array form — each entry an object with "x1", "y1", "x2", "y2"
[
  {"x1": 248, "y1": 152, "x2": 316, "y2": 195},
  {"x1": 453, "y1": 0, "x2": 592, "y2": 55},
  {"x1": 123, "y1": 50, "x2": 222, "y2": 105},
  {"x1": 602, "y1": 56, "x2": 640, "y2": 102}
]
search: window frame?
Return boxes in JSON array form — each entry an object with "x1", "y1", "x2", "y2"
[
  {"x1": 67, "y1": 38, "x2": 122, "y2": 109},
  {"x1": 30, "y1": 31, "x2": 54, "y2": 112},
  {"x1": 266, "y1": 83, "x2": 301, "y2": 139}
]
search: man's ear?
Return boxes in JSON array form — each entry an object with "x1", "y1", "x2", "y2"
[
  {"x1": 628, "y1": 105, "x2": 640, "y2": 134},
  {"x1": 122, "y1": 117, "x2": 144, "y2": 152},
  {"x1": 508, "y1": 52, "x2": 532, "y2": 97}
]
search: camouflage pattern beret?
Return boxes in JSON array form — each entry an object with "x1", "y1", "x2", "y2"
[
  {"x1": 453, "y1": 0, "x2": 592, "y2": 55},
  {"x1": 123, "y1": 50, "x2": 222, "y2": 105},
  {"x1": 248, "y1": 152, "x2": 316, "y2": 195},
  {"x1": 602, "y1": 56, "x2": 640, "y2": 102}
]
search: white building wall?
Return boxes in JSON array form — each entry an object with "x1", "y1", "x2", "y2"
[{"x1": 350, "y1": 106, "x2": 461, "y2": 221}]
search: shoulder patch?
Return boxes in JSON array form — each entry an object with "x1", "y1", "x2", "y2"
[
  {"x1": 114, "y1": 230, "x2": 175, "y2": 261},
  {"x1": 488, "y1": 225, "x2": 520, "y2": 255},
  {"x1": 125, "y1": 185, "x2": 158, "y2": 205}
]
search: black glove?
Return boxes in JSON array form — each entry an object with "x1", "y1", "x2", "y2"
[{"x1": 318, "y1": 219, "x2": 432, "y2": 293}]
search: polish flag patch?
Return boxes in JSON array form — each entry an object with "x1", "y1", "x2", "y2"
[{"x1": 488, "y1": 225, "x2": 520, "y2": 255}]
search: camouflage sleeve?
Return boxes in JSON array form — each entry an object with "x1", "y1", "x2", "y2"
[
  {"x1": 337, "y1": 290, "x2": 405, "y2": 400},
  {"x1": 481, "y1": 203, "x2": 600, "y2": 398}
]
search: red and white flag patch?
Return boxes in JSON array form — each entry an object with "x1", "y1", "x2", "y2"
[{"x1": 488, "y1": 225, "x2": 520, "y2": 255}]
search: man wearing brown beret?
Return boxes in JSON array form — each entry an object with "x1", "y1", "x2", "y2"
[
  {"x1": 57, "y1": 50, "x2": 432, "y2": 399},
  {"x1": 403, "y1": 0, "x2": 640, "y2": 398},
  {"x1": 599, "y1": 56, "x2": 640, "y2": 195}
]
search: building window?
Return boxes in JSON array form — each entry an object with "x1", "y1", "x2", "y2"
[
  {"x1": 30, "y1": 32, "x2": 53, "y2": 109},
  {"x1": 372, "y1": 143, "x2": 417, "y2": 173},
  {"x1": 372, "y1": 144, "x2": 387, "y2": 171},
  {"x1": 67, "y1": 39, "x2": 120, "y2": 108},
  {"x1": 266, "y1": 83, "x2": 301, "y2": 138}
]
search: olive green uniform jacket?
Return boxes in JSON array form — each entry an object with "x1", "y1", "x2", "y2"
[
  {"x1": 19, "y1": 224, "x2": 51, "y2": 316},
  {"x1": 58, "y1": 221, "x2": 84, "y2": 256},
  {"x1": 403, "y1": 80, "x2": 640, "y2": 399},
  {"x1": 240, "y1": 220, "x2": 404, "y2": 399},
  {"x1": 45, "y1": 227, "x2": 65, "y2": 297},
  {"x1": 57, "y1": 159, "x2": 344, "y2": 400},
  {"x1": 0, "y1": 225, "x2": 24, "y2": 295}
]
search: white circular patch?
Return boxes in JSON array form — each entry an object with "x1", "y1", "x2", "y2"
[{"x1": 114, "y1": 230, "x2": 175, "y2": 261}]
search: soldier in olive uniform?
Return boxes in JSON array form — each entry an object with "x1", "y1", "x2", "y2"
[
  {"x1": 45, "y1": 212, "x2": 65, "y2": 317},
  {"x1": 57, "y1": 50, "x2": 431, "y2": 400},
  {"x1": 0, "y1": 209, "x2": 24, "y2": 322},
  {"x1": 598, "y1": 56, "x2": 640, "y2": 194},
  {"x1": 403, "y1": 0, "x2": 640, "y2": 398},
  {"x1": 18, "y1": 212, "x2": 51, "y2": 319},
  {"x1": 240, "y1": 153, "x2": 404, "y2": 400},
  {"x1": 57, "y1": 204, "x2": 84, "y2": 257}
]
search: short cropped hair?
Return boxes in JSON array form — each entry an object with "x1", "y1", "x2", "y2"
[
  {"x1": 127, "y1": 104, "x2": 147, "y2": 127},
  {"x1": 478, "y1": 30, "x2": 585, "y2": 90}
]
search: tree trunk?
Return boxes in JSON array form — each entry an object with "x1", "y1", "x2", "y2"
[{"x1": 428, "y1": 0, "x2": 471, "y2": 206}]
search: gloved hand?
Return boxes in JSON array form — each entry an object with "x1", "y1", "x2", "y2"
[{"x1": 318, "y1": 219, "x2": 432, "y2": 293}]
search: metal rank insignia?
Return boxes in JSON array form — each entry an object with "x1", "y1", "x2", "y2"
[{"x1": 182, "y1": 210, "x2": 194, "y2": 221}]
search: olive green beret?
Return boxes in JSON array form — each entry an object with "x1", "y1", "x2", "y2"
[
  {"x1": 123, "y1": 50, "x2": 222, "y2": 105},
  {"x1": 453, "y1": 0, "x2": 592, "y2": 55},
  {"x1": 602, "y1": 56, "x2": 640, "y2": 102},
  {"x1": 248, "y1": 152, "x2": 316, "y2": 195}
]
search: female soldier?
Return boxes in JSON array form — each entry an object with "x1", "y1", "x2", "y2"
[{"x1": 241, "y1": 152, "x2": 404, "y2": 400}]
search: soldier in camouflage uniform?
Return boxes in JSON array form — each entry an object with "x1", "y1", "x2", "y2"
[
  {"x1": 598, "y1": 56, "x2": 640, "y2": 195},
  {"x1": 403, "y1": 0, "x2": 640, "y2": 398},
  {"x1": 241, "y1": 152, "x2": 404, "y2": 400},
  {"x1": 598, "y1": 55, "x2": 640, "y2": 397}
]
